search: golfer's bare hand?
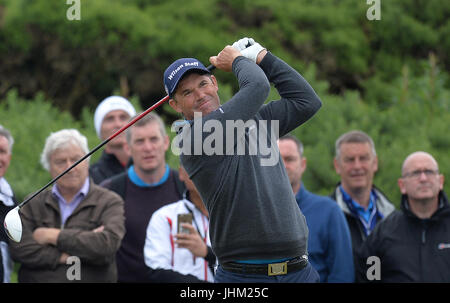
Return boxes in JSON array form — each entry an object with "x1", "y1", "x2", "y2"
[
  {"x1": 33, "y1": 227, "x2": 61, "y2": 245},
  {"x1": 209, "y1": 46, "x2": 241, "y2": 72},
  {"x1": 175, "y1": 223, "x2": 207, "y2": 258}
]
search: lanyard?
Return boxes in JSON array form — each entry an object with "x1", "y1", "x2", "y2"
[{"x1": 184, "y1": 202, "x2": 209, "y2": 280}]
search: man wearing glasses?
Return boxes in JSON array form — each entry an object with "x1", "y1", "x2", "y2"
[{"x1": 356, "y1": 151, "x2": 449, "y2": 282}]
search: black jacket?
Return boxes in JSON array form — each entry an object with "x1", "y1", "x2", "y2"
[
  {"x1": 89, "y1": 151, "x2": 130, "y2": 184},
  {"x1": 356, "y1": 191, "x2": 450, "y2": 282}
]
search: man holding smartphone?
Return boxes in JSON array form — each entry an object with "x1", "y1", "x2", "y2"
[{"x1": 143, "y1": 165, "x2": 215, "y2": 282}]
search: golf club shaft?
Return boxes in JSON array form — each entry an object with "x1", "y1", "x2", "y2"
[{"x1": 18, "y1": 64, "x2": 216, "y2": 209}]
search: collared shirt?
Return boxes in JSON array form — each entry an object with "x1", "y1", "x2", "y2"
[
  {"x1": 0, "y1": 177, "x2": 15, "y2": 207},
  {"x1": 52, "y1": 178, "x2": 90, "y2": 226},
  {"x1": 127, "y1": 164, "x2": 170, "y2": 187},
  {"x1": 339, "y1": 185, "x2": 381, "y2": 236}
]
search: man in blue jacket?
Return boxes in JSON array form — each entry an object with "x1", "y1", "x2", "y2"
[{"x1": 278, "y1": 134, "x2": 354, "y2": 282}]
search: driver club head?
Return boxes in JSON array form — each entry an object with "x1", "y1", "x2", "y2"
[{"x1": 4, "y1": 206, "x2": 22, "y2": 242}]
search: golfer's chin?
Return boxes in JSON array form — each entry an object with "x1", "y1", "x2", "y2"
[{"x1": 197, "y1": 101, "x2": 219, "y2": 117}]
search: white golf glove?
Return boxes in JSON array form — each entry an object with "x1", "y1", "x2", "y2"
[
  {"x1": 232, "y1": 37, "x2": 254, "y2": 51},
  {"x1": 232, "y1": 37, "x2": 266, "y2": 63}
]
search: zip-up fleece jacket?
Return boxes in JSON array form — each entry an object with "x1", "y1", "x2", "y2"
[{"x1": 356, "y1": 190, "x2": 450, "y2": 282}]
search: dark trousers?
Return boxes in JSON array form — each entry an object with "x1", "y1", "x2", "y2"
[{"x1": 214, "y1": 262, "x2": 320, "y2": 283}]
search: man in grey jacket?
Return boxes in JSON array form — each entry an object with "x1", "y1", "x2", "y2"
[
  {"x1": 167, "y1": 38, "x2": 322, "y2": 282},
  {"x1": 331, "y1": 130, "x2": 395, "y2": 271}
]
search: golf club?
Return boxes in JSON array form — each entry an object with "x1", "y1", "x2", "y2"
[{"x1": 4, "y1": 64, "x2": 216, "y2": 242}]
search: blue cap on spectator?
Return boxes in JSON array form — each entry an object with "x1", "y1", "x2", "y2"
[{"x1": 164, "y1": 58, "x2": 210, "y2": 98}]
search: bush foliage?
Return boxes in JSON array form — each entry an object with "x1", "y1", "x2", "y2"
[{"x1": 0, "y1": 0, "x2": 449, "y2": 115}]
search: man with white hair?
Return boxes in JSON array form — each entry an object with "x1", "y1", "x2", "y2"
[
  {"x1": 9, "y1": 129, "x2": 125, "y2": 282},
  {"x1": 0, "y1": 125, "x2": 16, "y2": 283},
  {"x1": 357, "y1": 151, "x2": 449, "y2": 282},
  {"x1": 90, "y1": 96, "x2": 136, "y2": 184}
]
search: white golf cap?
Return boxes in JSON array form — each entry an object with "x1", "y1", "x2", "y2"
[{"x1": 94, "y1": 96, "x2": 136, "y2": 138}]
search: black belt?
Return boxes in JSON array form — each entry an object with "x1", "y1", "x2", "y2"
[{"x1": 221, "y1": 256, "x2": 308, "y2": 276}]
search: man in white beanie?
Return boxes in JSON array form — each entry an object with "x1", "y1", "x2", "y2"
[{"x1": 89, "y1": 96, "x2": 136, "y2": 184}]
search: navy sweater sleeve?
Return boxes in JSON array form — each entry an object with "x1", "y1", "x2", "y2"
[
  {"x1": 257, "y1": 52, "x2": 322, "y2": 136},
  {"x1": 216, "y1": 56, "x2": 271, "y2": 122}
]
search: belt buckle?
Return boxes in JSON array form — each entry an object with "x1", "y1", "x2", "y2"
[{"x1": 268, "y1": 261, "x2": 288, "y2": 276}]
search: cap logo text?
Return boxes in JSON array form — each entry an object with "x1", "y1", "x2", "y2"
[{"x1": 167, "y1": 62, "x2": 200, "y2": 81}]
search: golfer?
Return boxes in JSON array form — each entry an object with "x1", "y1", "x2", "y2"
[{"x1": 166, "y1": 38, "x2": 321, "y2": 282}]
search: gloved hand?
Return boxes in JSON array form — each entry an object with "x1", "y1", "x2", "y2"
[
  {"x1": 232, "y1": 37, "x2": 254, "y2": 51},
  {"x1": 232, "y1": 37, "x2": 266, "y2": 63}
]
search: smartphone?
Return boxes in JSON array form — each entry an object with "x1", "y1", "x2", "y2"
[{"x1": 177, "y1": 213, "x2": 193, "y2": 234}]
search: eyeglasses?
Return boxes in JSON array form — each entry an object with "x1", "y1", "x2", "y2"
[{"x1": 402, "y1": 169, "x2": 439, "y2": 179}]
